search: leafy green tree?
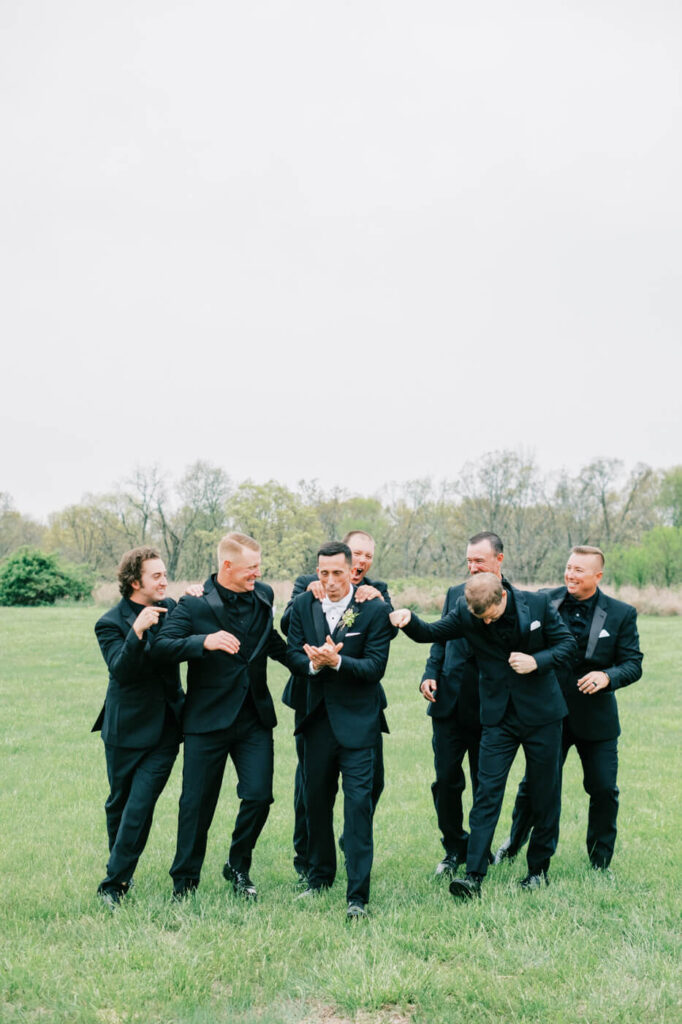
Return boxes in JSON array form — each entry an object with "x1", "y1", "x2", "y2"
[
  {"x1": 0, "y1": 493, "x2": 45, "y2": 559},
  {"x1": 0, "y1": 547, "x2": 94, "y2": 605},
  {"x1": 607, "y1": 544, "x2": 650, "y2": 588},
  {"x1": 45, "y1": 496, "x2": 130, "y2": 575},
  {"x1": 659, "y1": 466, "x2": 682, "y2": 528},
  {"x1": 228, "y1": 481, "x2": 322, "y2": 578},
  {"x1": 159, "y1": 461, "x2": 232, "y2": 579}
]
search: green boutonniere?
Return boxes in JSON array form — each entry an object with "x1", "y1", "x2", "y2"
[{"x1": 340, "y1": 606, "x2": 358, "y2": 630}]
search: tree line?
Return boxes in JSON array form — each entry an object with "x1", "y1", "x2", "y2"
[{"x1": 2, "y1": 453, "x2": 682, "y2": 590}]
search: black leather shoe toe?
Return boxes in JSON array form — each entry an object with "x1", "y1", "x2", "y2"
[
  {"x1": 435, "y1": 851, "x2": 461, "y2": 877},
  {"x1": 449, "y1": 874, "x2": 482, "y2": 900}
]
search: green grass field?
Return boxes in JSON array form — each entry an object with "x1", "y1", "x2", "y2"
[{"x1": 0, "y1": 608, "x2": 680, "y2": 1024}]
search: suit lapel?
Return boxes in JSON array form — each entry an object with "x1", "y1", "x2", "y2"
[
  {"x1": 585, "y1": 589, "x2": 608, "y2": 660},
  {"x1": 205, "y1": 587, "x2": 231, "y2": 630},
  {"x1": 247, "y1": 587, "x2": 275, "y2": 663},
  {"x1": 514, "y1": 588, "x2": 531, "y2": 644},
  {"x1": 332, "y1": 586, "x2": 358, "y2": 641},
  {"x1": 120, "y1": 599, "x2": 137, "y2": 630},
  {"x1": 551, "y1": 587, "x2": 565, "y2": 614},
  {"x1": 311, "y1": 599, "x2": 328, "y2": 646}
]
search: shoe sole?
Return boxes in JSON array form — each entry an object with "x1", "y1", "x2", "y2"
[{"x1": 449, "y1": 880, "x2": 480, "y2": 900}]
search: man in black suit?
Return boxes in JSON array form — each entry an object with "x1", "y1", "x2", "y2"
[
  {"x1": 93, "y1": 546, "x2": 184, "y2": 907},
  {"x1": 420, "y1": 531, "x2": 506, "y2": 878},
  {"x1": 287, "y1": 541, "x2": 394, "y2": 918},
  {"x1": 494, "y1": 546, "x2": 643, "y2": 870},
  {"x1": 280, "y1": 530, "x2": 393, "y2": 883},
  {"x1": 151, "y1": 532, "x2": 288, "y2": 900},
  {"x1": 391, "y1": 573, "x2": 576, "y2": 898}
]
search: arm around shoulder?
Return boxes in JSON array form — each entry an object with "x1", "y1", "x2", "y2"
[{"x1": 150, "y1": 597, "x2": 207, "y2": 662}]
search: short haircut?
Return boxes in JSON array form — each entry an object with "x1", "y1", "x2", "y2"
[
  {"x1": 317, "y1": 541, "x2": 352, "y2": 565},
  {"x1": 117, "y1": 546, "x2": 161, "y2": 598},
  {"x1": 468, "y1": 531, "x2": 504, "y2": 554},
  {"x1": 217, "y1": 532, "x2": 261, "y2": 566},
  {"x1": 342, "y1": 529, "x2": 375, "y2": 548},
  {"x1": 570, "y1": 545, "x2": 605, "y2": 569},
  {"x1": 465, "y1": 573, "x2": 504, "y2": 616}
]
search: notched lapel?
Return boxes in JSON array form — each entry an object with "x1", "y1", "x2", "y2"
[
  {"x1": 205, "y1": 587, "x2": 231, "y2": 631},
  {"x1": 514, "y1": 589, "x2": 531, "y2": 641},
  {"x1": 248, "y1": 603, "x2": 275, "y2": 663},
  {"x1": 333, "y1": 601, "x2": 359, "y2": 642},
  {"x1": 311, "y1": 599, "x2": 328, "y2": 646},
  {"x1": 586, "y1": 597, "x2": 608, "y2": 660}
]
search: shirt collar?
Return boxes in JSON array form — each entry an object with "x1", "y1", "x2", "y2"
[{"x1": 321, "y1": 587, "x2": 354, "y2": 614}]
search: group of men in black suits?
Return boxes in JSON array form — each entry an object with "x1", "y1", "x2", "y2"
[
  {"x1": 93, "y1": 528, "x2": 642, "y2": 913},
  {"x1": 391, "y1": 532, "x2": 643, "y2": 898},
  {"x1": 93, "y1": 531, "x2": 394, "y2": 918}
]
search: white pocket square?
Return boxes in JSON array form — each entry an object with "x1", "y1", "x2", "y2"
[
  {"x1": 598, "y1": 628, "x2": 610, "y2": 638},
  {"x1": 530, "y1": 620, "x2": 541, "y2": 631},
  {"x1": 345, "y1": 631, "x2": 362, "y2": 637}
]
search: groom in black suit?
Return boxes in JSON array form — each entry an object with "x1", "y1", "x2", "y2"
[
  {"x1": 93, "y1": 547, "x2": 184, "y2": 906},
  {"x1": 495, "y1": 546, "x2": 643, "y2": 870},
  {"x1": 391, "y1": 573, "x2": 576, "y2": 897},
  {"x1": 280, "y1": 530, "x2": 393, "y2": 882},
  {"x1": 152, "y1": 532, "x2": 288, "y2": 900},
  {"x1": 287, "y1": 541, "x2": 394, "y2": 918}
]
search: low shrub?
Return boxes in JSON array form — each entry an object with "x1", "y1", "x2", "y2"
[{"x1": 0, "y1": 547, "x2": 94, "y2": 606}]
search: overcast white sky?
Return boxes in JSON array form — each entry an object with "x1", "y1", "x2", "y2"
[{"x1": 2, "y1": 0, "x2": 680, "y2": 520}]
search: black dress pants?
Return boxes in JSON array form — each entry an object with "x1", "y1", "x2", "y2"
[
  {"x1": 466, "y1": 706, "x2": 563, "y2": 877},
  {"x1": 303, "y1": 713, "x2": 375, "y2": 904},
  {"x1": 292, "y1": 712, "x2": 383, "y2": 875},
  {"x1": 100, "y1": 736, "x2": 178, "y2": 891},
  {"x1": 170, "y1": 701, "x2": 273, "y2": 886},
  {"x1": 430, "y1": 708, "x2": 481, "y2": 858},
  {"x1": 507, "y1": 721, "x2": 619, "y2": 868}
]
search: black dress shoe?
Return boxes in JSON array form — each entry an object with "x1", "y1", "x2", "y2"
[
  {"x1": 97, "y1": 888, "x2": 122, "y2": 910},
  {"x1": 172, "y1": 878, "x2": 199, "y2": 901},
  {"x1": 346, "y1": 901, "x2": 368, "y2": 919},
  {"x1": 493, "y1": 837, "x2": 517, "y2": 865},
  {"x1": 435, "y1": 852, "x2": 461, "y2": 877},
  {"x1": 233, "y1": 871, "x2": 258, "y2": 899},
  {"x1": 449, "y1": 873, "x2": 482, "y2": 900},
  {"x1": 519, "y1": 869, "x2": 549, "y2": 890},
  {"x1": 223, "y1": 861, "x2": 257, "y2": 899},
  {"x1": 97, "y1": 880, "x2": 132, "y2": 909}
]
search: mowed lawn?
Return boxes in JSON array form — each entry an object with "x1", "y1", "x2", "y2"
[{"x1": 0, "y1": 607, "x2": 680, "y2": 1024}]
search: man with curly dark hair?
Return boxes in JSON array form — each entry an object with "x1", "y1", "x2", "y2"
[{"x1": 92, "y1": 547, "x2": 184, "y2": 907}]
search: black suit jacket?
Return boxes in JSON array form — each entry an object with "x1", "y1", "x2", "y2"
[
  {"x1": 421, "y1": 581, "x2": 488, "y2": 725},
  {"x1": 93, "y1": 597, "x2": 184, "y2": 749},
  {"x1": 151, "y1": 578, "x2": 288, "y2": 733},
  {"x1": 404, "y1": 588, "x2": 576, "y2": 728},
  {"x1": 543, "y1": 586, "x2": 643, "y2": 740},
  {"x1": 280, "y1": 572, "x2": 394, "y2": 718},
  {"x1": 287, "y1": 587, "x2": 393, "y2": 749}
]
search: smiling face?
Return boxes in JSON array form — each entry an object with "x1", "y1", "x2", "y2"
[
  {"x1": 130, "y1": 558, "x2": 168, "y2": 606},
  {"x1": 317, "y1": 552, "x2": 352, "y2": 602},
  {"x1": 564, "y1": 551, "x2": 603, "y2": 601},
  {"x1": 220, "y1": 547, "x2": 262, "y2": 592},
  {"x1": 347, "y1": 532, "x2": 375, "y2": 585},
  {"x1": 466, "y1": 539, "x2": 504, "y2": 577}
]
